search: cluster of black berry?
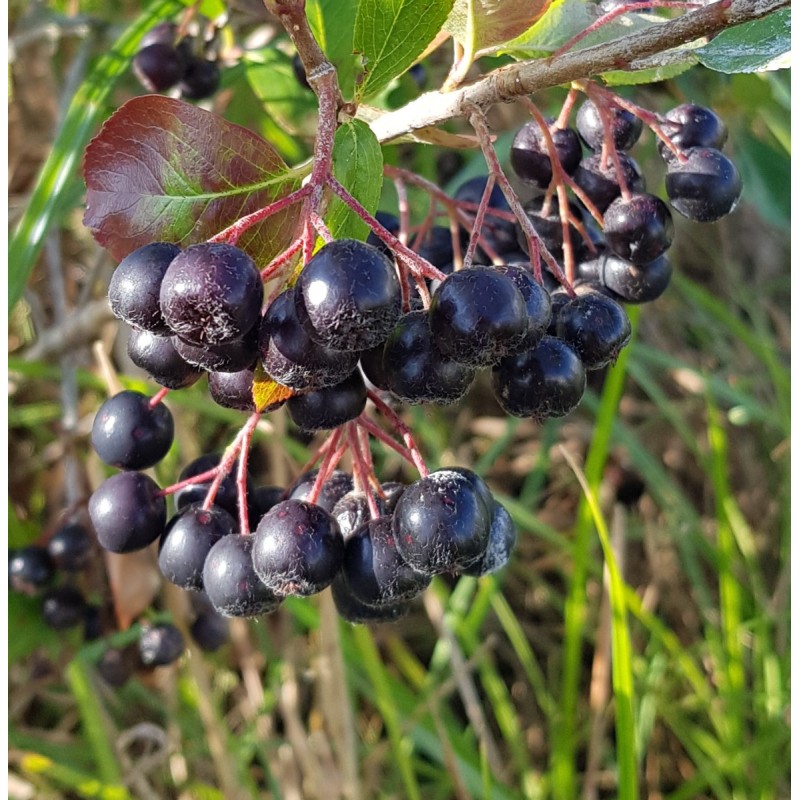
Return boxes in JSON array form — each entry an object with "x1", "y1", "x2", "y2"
[
  {"x1": 8, "y1": 517, "x2": 226, "y2": 685},
  {"x1": 132, "y1": 21, "x2": 221, "y2": 101}
]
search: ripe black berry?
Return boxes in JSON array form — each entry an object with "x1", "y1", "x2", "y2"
[
  {"x1": 382, "y1": 311, "x2": 475, "y2": 404},
  {"x1": 127, "y1": 328, "x2": 203, "y2": 390},
  {"x1": 174, "y1": 326, "x2": 259, "y2": 374},
  {"x1": 295, "y1": 239, "x2": 402, "y2": 352},
  {"x1": 657, "y1": 104, "x2": 728, "y2": 162},
  {"x1": 572, "y1": 153, "x2": 646, "y2": 214},
  {"x1": 203, "y1": 534, "x2": 281, "y2": 618},
  {"x1": 47, "y1": 522, "x2": 92, "y2": 572},
  {"x1": 332, "y1": 491, "x2": 390, "y2": 539},
  {"x1": 603, "y1": 193, "x2": 674, "y2": 266},
  {"x1": 108, "y1": 242, "x2": 181, "y2": 334},
  {"x1": 160, "y1": 243, "x2": 263, "y2": 347},
  {"x1": 429, "y1": 267, "x2": 529, "y2": 367},
  {"x1": 287, "y1": 470, "x2": 354, "y2": 512},
  {"x1": 331, "y1": 575, "x2": 411, "y2": 624},
  {"x1": 392, "y1": 469, "x2": 492, "y2": 574},
  {"x1": 140, "y1": 22, "x2": 179, "y2": 49},
  {"x1": 42, "y1": 586, "x2": 87, "y2": 630},
  {"x1": 260, "y1": 288, "x2": 358, "y2": 390},
  {"x1": 190, "y1": 608, "x2": 229, "y2": 651},
  {"x1": 251, "y1": 499, "x2": 344, "y2": 597},
  {"x1": 174, "y1": 453, "x2": 245, "y2": 518},
  {"x1": 491, "y1": 336, "x2": 586, "y2": 419},
  {"x1": 179, "y1": 58, "x2": 221, "y2": 100},
  {"x1": 461, "y1": 502, "x2": 517, "y2": 577},
  {"x1": 97, "y1": 646, "x2": 136, "y2": 688},
  {"x1": 600, "y1": 252, "x2": 672, "y2": 304},
  {"x1": 89, "y1": 472, "x2": 167, "y2": 554},
  {"x1": 556, "y1": 291, "x2": 632, "y2": 369},
  {"x1": 91, "y1": 390, "x2": 174, "y2": 470},
  {"x1": 139, "y1": 623, "x2": 185, "y2": 667},
  {"x1": 159, "y1": 503, "x2": 237, "y2": 591},
  {"x1": 510, "y1": 119, "x2": 583, "y2": 188},
  {"x1": 342, "y1": 517, "x2": 431, "y2": 607},
  {"x1": 665, "y1": 147, "x2": 742, "y2": 222},
  {"x1": 9, "y1": 546, "x2": 54, "y2": 595},
  {"x1": 516, "y1": 196, "x2": 587, "y2": 262},
  {"x1": 208, "y1": 366, "x2": 259, "y2": 412},
  {"x1": 414, "y1": 226, "x2": 454, "y2": 268},
  {"x1": 495, "y1": 264, "x2": 552, "y2": 351},
  {"x1": 453, "y1": 176, "x2": 518, "y2": 256},
  {"x1": 133, "y1": 43, "x2": 186, "y2": 92},
  {"x1": 286, "y1": 370, "x2": 367, "y2": 431},
  {"x1": 576, "y1": 100, "x2": 643, "y2": 152}
]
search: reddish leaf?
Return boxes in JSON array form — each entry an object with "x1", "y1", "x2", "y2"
[
  {"x1": 83, "y1": 95, "x2": 302, "y2": 265},
  {"x1": 252, "y1": 362, "x2": 296, "y2": 412}
]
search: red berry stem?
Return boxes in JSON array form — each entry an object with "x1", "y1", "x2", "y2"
[
  {"x1": 347, "y1": 423, "x2": 381, "y2": 519},
  {"x1": 148, "y1": 386, "x2": 170, "y2": 408},
  {"x1": 157, "y1": 467, "x2": 220, "y2": 498},
  {"x1": 307, "y1": 426, "x2": 346, "y2": 506},
  {"x1": 236, "y1": 413, "x2": 260, "y2": 535},
  {"x1": 261, "y1": 236, "x2": 303, "y2": 282},
  {"x1": 462, "y1": 174, "x2": 496, "y2": 271},
  {"x1": 366, "y1": 389, "x2": 429, "y2": 478},
  {"x1": 355, "y1": 414, "x2": 418, "y2": 470},
  {"x1": 553, "y1": 1, "x2": 703, "y2": 58}
]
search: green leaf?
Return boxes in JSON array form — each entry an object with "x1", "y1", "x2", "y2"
[
  {"x1": 447, "y1": 0, "x2": 551, "y2": 59},
  {"x1": 696, "y1": 7, "x2": 791, "y2": 74},
  {"x1": 243, "y1": 47, "x2": 319, "y2": 140},
  {"x1": 306, "y1": 0, "x2": 361, "y2": 99},
  {"x1": 354, "y1": 0, "x2": 454, "y2": 101},
  {"x1": 8, "y1": 0, "x2": 185, "y2": 313},
  {"x1": 498, "y1": 0, "x2": 665, "y2": 59},
  {"x1": 735, "y1": 131, "x2": 790, "y2": 229},
  {"x1": 83, "y1": 96, "x2": 302, "y2": 267},
  {"x1": 326, "y1": 119, "x2": 383, "y2": 241},
  {"x1": 601, "y1": 58, "x2": 695, "y2": 86},
  {"x1": 9, "y1": 594, "x2": 65, "y2": 664}
]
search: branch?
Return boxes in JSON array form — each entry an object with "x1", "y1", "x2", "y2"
[{"x1": 369, "y1": 0, "x2": 788, "y2": 143}]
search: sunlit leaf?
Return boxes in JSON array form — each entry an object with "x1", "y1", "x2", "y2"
[
  {"x1": 252, "y1": 363, "x2": 296, "y2": 412},
  {"x1": 83, "y1": 96, "x2": 302, "y2": 266}
]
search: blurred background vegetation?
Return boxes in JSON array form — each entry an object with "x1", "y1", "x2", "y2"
[{"x1": 8, "y1": 1, "x2": 790, "y2": 798}]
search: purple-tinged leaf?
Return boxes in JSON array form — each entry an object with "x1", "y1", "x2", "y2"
[{"x1": 83, "y1": 95, "x2": 302, "y2": 265}]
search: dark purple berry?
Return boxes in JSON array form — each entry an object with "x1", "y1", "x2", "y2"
[
  {"x1": 287, "y1": 370, "x2": 367, "y2": 431},
  {"x1": 208, "y1": 366, "x2": 259, "y2": 412},
  {"x1": 510, "y1": 119, "x2": 583, "y2": 189},
  {"x1": 160, "y1": 243, "x2": 263, "y2": 346},
  {"x1": 295, "y1": 239, "x2": 402, "y2": 352},
  {"x1": 573, "y1": 153, "x2": 646, "y2": 214},
  {"x1": 603, "y1": 193, "x2": 674, "y2": 266},
  {"x1": 382, "y1": 311, "x2": 475, "y2": 404},
  {"x1": 127, "y1": 328, "x2": 203, "y2": 389},
  {"x1": 414, "y1": 226, "x2": 454, "y2": 268},
  {"x1": 260, "y1": 288, "x2": 359, "y2": 391},
  {"x1": 600, "y1": 253, "x2": 672, "y2": 304},
  {"x1": 657, "y1": 104, "x2": 728, "y2": 162},
  {"x1": 174, "y1": 326, "x2": 259, "y2": 373},
  {"x1": 89, "y1": 472, "x2": 167, "y2": 554},
  {"x1": 9, "y1": 546, "x2": 54, "y2": 595},
  {"x1": 140, "y1": 22, "x2": 179, "y2": 49},
  {"x1": 83, "y1": 604, "x2": 104, "y2": 642},
  {"x1": 174, "y1": 453, "x2": 250, "y2": 518},
  {"x1": 91, "y1": 390, "x2": 174, "y2": 470},
  {"x1": 392, "y1": 469, "x2": 492, "y2": 574},
  {"x1": 665, "y1": 147, "x2": 742, "y2": 222},
  {"x1": 97, "y1": 646, "x2": 136, "y2": 687},
  {"x1": 251, "y1": 499, "x2": 344, "y2": 597},
  {"x1": 133, "y1": 43, "x2": 186, "y2": 92},
  {"x1": 332, "y1": 491, "x2": 390, "y2": 540},
  {"x1": 203, "y1": 534, "x2": 281, "y2": 617},
  {"x1": 556, "y1": 291, "x2": 632, "y2": 369},
  {"x1": 453, "y1": 176, "x2": 518, "y2": 256},
  {"x1": 42, "y1": 586, "x2": 87, "y2": 630},
  {"x1": 429, "y1": 267, "x2": 529, "y2": 367},
  {"x1": 108, "y1": 242, "x2": 181, "y2": 334},
  {"x1": 287, "y1": 470, "x2": 354, "y2": 512},
  {"x1": 515, "y1": 196, "x2": 587, "y2": 262},
  {"x1": 331, "y1": 574, "x2": 411, "y2": 624},
  {"x1": 139, "y1": 623, "x2": 185, "y2": 667},
  {"x1": 179, "y1": 58, "x2": 221, "y2": 100},
  {"x1": 461, "y1": 502, "x2": 516, "y2": 577},
  {"x1": 159, "y1": 503, "x2": 237, "y2": 591},
  {"x1": 495, "y1": 264, "x2": 552, "y2": 351},
  {"x1": 491, "y1": 336, "x2": 586, "y2": 419},
  {"x1": 342, "y1": 517, "x2": 431, "y2": 607},
  {"x1": 190, "y1": 609, "x2": 229, "y2": 651},
  {"x1": 47, "y1": 522, "x2": 92, "y2": 572},
  {"x1": 250, "y1": 485, "x2": 285, "y2": 527},
  {"x1": 366, "y1": 211, "x2": 400, "y2": 259},
  {"x1": 576, "y1": 100, "x2": 643, "y2": 152}
]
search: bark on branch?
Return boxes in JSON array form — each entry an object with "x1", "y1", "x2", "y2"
[{"x1": 368, "y1": 0, "x2": 788, "y2": 144}]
